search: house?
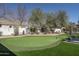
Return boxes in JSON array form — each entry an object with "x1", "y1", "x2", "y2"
[
  {"x1": 54, "y1": 28, "x2": 62, "y2": 33},
  {"x1": 0, "y1": 18, "x2": 28, "y2": 35},
  {"x1": 76, "y1": 24, "x2": 79, "y2": 32}
]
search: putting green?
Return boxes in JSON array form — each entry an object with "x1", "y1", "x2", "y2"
[{"x1": 0, "y1": 34, "x2": 67, "y2": 52}]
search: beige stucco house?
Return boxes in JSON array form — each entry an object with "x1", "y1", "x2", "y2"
[{"x1": 0, "y1": 18, "x2": 29, "y2": 35}]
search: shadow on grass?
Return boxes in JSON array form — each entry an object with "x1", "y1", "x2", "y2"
[{"x1": 0, "y1": 43, "x2": 16, "y2": 56}]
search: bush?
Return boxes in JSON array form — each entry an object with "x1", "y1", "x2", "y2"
[
  {"x1": 30, "y1": 27, "x2": 37, "y2": 34},
  {"x1": 0, "y1": 32, "x2": 2, "y2": 36},
  {"x1": 14, "y1": 28, "x2": 19, "y2": 36}
]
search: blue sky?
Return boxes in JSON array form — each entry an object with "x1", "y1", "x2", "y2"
[{"x1": 5, "y1": 3, "x2": 79, "y2": 23}]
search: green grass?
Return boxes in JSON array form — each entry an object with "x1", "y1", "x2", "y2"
[
  {"x1": 0, "y1": 36, "x2": 59, "y2": 47},
  {"x1": 14, "y1": 42, "x2": 79, "y2": 56},
  {"x1": 2, "y1": 34, "x2": 79, "y2": 56}
]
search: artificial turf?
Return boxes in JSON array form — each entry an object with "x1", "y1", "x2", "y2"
[
  {"x1": 1, "y1": 34, "x2": 79, "y2": 56},
  {"x1": 15, "y1": 42, "x2": 79, "y2": 56}
]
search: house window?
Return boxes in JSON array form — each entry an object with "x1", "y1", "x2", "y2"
[
  {"x1": 9, "y1": 26, "x2": 12, "y2": 28},
  {"x1": 0, "y1": 24, "x2": 2, "y2": 27}
]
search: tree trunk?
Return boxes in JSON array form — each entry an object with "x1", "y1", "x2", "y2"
[{"x1": 14, "y1": 26, "x2": 19, "y2": 36}]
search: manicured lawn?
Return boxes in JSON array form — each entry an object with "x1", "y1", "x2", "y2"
[
  {"x1": 14, "y1": 42, "x2": 79, "y2": 56},
  {"x1": 0, "y1": 36, "x2": 61, "y2": 48},
  {"x1": 0, "y1": 35, "x2": 65, "y2": 48},
  {"x1": 2, "y1": 40, "x2": 79, "y2": 56},
  {"x1": 2, "y1": 34, "x2": 79, "y2": 56}
]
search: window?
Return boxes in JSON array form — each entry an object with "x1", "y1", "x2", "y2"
[
  {"x1": 0, "y1": 24, "x2": 2, "y2": 27},
  {"x1": 9, "y1": 26, "x2": 12, "y2": 28}
]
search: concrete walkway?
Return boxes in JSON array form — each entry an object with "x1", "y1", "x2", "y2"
[{"x1": 0, "y1": 33, "x2": 64, "y2": 39}]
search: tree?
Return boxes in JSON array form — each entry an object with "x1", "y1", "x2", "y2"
[
  {"x1": 13, "y1": 4, "x2": 27, "y2": 35},
  {"x1": 56, "y1": 10, "x2": 68, "y2": 28},
  {"x1": 29, "y1": 8, "x2": 45, "y2": 33},
  {"x1": 46, "y1": 12, "x2": 57, "y2": 29},
  {"x1": 45, "y1": 10, "x2": 69, "y2": 33},
  {"x1": 66, "y1": 22, "x2": 77, "y2": 36},
  {"x1": 17, "y1": 4, "x2": 27, "y2": 26}
]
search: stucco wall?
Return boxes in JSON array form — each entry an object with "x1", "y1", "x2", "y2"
[
  {"x1": 19, "y1": 26, "x2": 27, "y2": 35},
  {"x1": 0, "y1": 25, "x2": 29, "y2": 35},
  {"x1": 0, "y1": 25, "x2": 14, "y2": 35},
  {"x1": 54, "y1": 28, "x2": 62, "y2": 33}
]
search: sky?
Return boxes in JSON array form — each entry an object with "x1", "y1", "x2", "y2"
[{"x1": 4, "y1": 3, "x2": 79, "y2": 23}]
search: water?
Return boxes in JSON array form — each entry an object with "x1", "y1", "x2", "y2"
[{"x1": 65, "y1": 36, "x2": 79, "y2": 42}]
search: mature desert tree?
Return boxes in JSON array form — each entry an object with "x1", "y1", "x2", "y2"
[
  {"x1": 29, "y1": 8, "x2": 45, "y2": 33},
  {"x1": 12, "y1": 4, "x2": 27, "y2": 35},
  {"x1": 46, "y1": 12, "x2": 57, "y2": 29},
  {"x1": 46, "y1": 10, "x2": 68, "y2": 29},
  {"x1": 46, "y1": 10, "x2": 69, "y2": 33},
  {"x1": 17, "y1": 4, "x2": 27, "y2": 26},
  {"x1": 56, "y1": 10, "x2": 68, "y2": 28}
]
